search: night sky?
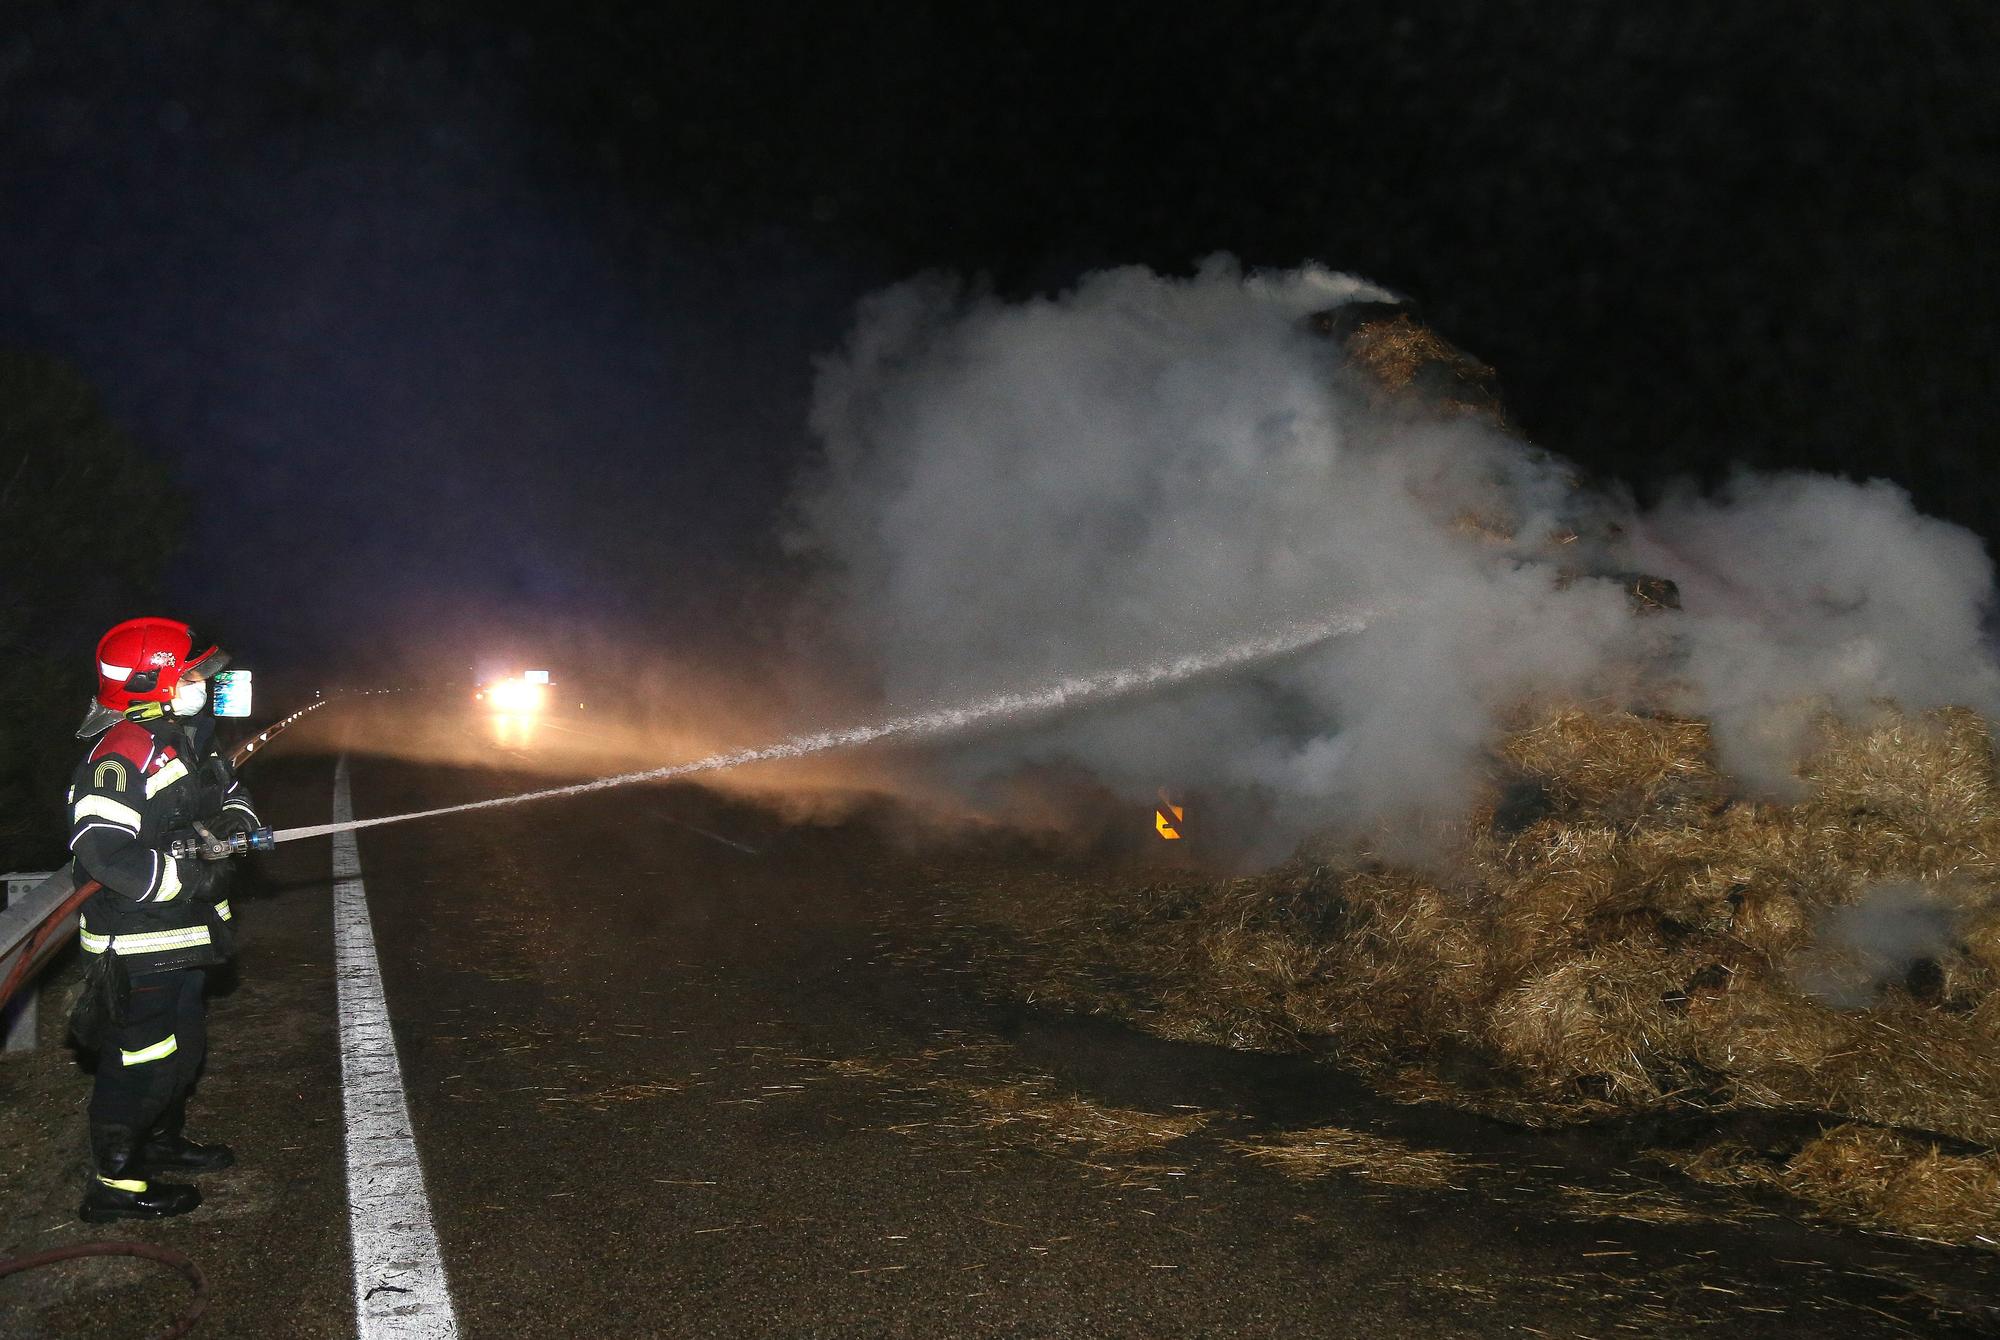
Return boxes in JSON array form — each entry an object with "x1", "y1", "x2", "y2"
[{"x1": 4, "y1": 2, "x2": 1996, "y2": 676}]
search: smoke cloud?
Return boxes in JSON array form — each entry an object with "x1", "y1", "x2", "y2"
[
  {"x1": 1794, "y1": 883, "x2": 1964, "y2": 1009},
  {"x1": 789, "y1": 259, "x2": 2000, "y2": 859},
  {"x1": 1631, "y1": 474, "x2": 2000, "y2": 793}
]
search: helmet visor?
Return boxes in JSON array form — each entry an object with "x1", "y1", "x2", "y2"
[{"x1": 182, "y1": 646, "x2": 229, "y2": 681}]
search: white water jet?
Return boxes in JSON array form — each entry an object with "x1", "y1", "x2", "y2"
[{"x1": 272, "y1": 607, "x2": 1379, "y2": 845}]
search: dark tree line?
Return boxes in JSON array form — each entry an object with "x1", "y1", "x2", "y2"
[{"x1": 0, "y1": 349, "x2": 187, "y2": 871}]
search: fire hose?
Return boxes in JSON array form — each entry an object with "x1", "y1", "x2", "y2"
[{"x1": 0, "y1": 1242, "x2": 207, "y2": 1340}]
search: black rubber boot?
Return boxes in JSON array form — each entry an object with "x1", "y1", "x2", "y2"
[
  {"x1": 138, "y1": 1100, "x2": 235, "y2": 1173},
  {"x1": 80, "y1": 1127, "x2": 200, "y2": 1223}
]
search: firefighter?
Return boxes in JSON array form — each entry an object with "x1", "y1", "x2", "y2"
[{"x1": 68, "y1": 617, "x2": 261, "y2": 1222}]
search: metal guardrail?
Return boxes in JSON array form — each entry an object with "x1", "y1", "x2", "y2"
[
  {"x1": 0, "y1": 697, "x2": 329, "y2": 1051},
  {"x1": 2, "y1": 869, "x2": 67, "y2": 1052}
]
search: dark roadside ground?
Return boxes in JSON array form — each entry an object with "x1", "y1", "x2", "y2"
[{"x1": 5, "y1": 708, "x2": 1999, "y2": 1338}]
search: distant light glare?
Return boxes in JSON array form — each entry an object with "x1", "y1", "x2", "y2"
[{"x1": 488, "y1": 678, "x2": 542, "y2": 713}]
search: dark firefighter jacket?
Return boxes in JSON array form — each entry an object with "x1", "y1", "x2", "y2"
[{"x1": 68, "y1": 716, "x2": 258, "y2": 974}]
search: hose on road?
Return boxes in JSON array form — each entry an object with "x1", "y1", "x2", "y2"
[{"x1": 0, "y1": 1240, "x2": 208, "y2": 1339}]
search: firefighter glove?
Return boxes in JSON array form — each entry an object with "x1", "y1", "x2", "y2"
[
  {"x1": 177, "y1": 858, "x2": 223, "y2": 903},
  {"x1": 213, "y1": 808, "x2": 259, "y2": 839}
]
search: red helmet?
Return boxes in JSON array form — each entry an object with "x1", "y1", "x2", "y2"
[{"x1": 92, "y1": 618, "x2": 227, "y2": 712}]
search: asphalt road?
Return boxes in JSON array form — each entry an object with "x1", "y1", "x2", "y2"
[{"x1": 6, "y1": 704, "x2": 2000, "y2": 1337}]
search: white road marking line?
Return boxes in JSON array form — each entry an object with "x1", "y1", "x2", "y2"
[{"x1": 333, "y1": 756, "x2": 460, "y2": 1338}]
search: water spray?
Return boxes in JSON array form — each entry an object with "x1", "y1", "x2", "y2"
[{"x1": 270, "y1": 607, "x2": 1379, "y2": 847}]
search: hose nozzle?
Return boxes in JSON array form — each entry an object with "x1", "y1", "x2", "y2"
[{"x1": 167, "y1": 826, "x2": 276, "y2": 861}]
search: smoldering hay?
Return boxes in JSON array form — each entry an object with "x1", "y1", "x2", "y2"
[
  {"x1": 939, "y1": 702, "x2": 2000, "y2": 1248},
  {"x1": 790, "y1": 259, "x2": 2000, "y2": 1249},
  {"x1": 790, "y1": 258, "x2": 2000, "y2": 852}
]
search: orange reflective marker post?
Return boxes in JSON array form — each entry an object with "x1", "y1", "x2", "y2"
[{"x1": 1155, "y1": 788, "x2": 1184, "y2": 840}]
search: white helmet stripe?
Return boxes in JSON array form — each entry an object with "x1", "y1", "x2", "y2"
[{"x1": 100, "y1": 661, "x2": 134, "y2": 681}]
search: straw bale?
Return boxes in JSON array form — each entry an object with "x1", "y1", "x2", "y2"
[
  {"x1": 1341, "y1": 314, "x2": 1502, "y2": 423},
  {"x1": 1962, "y1": 906, "x2": 2000, "y2": 973},
  {"x1": 941, "y1": 699, "x2": 2000, "y2": 1249},
  {"x1": 1343, "y1": 314, "x2": 1459, "y2": 391},
  {"x1": 1684, "y1": 974, "x2": 1849, "y2": 1106},
  {"x1": 1931, "y1": 953, "x2": 1995, "y2": 1011},
  {"x1": 1663, "y1": 1125, "x2": 2000, "y2": 1246},
  {"x1": 1676, "y1": 977, "x2": 2000, "y2": 1145},
  {"x1": 1450, "y1": 510, "x2": 1517, "y2": 546},
  {"x1": 1813, "y1": 1016, "x2": 2000, "y2": 1143},
  {"x1": 1729, "y1": 889, "x2": 1810, "y2": 948},
  {"x1": 1339, "y1": 871, "x2": 1487, "y2": 986},
  {"x1": 1302, "y1": 871, "x2": 1491, "y2": 1056},
  {"x1": 1140, "y1": 925, "x2": 1341, "y2": 1053},
  {"x1": 1487, "y1": 946, "x2": 1697, "y2": 1105},
  {"x1": 1497, "y1": 705, "x2": 1718, "y2": 807},
  {"x1": 1972, "y1": 991, "x2": 2000, "y2": 1037},
  {"x1": 1794, "y1": 707, "x2": 2000, "y2": 881}
]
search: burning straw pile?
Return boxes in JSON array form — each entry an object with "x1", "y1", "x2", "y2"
[{"x1": 953, "y1": 702, "x2": 2000, "y2": 1249}]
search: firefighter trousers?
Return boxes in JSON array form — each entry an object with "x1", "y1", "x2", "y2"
[{"x1": 89, "y1": 966, "x2": 208, "y2": 1145}]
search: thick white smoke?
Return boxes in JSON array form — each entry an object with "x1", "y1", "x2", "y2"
[
  {"x1": 1631, "y1": 474, "x2": 2000, "y2": 793},
  {"x1": 789, "y1": 259, "x2": 2000, "y2": 855}
]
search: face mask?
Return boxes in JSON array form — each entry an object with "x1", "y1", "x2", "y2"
[{"x1": 171, "y1": 678, "x2": 208, "y2": 716}]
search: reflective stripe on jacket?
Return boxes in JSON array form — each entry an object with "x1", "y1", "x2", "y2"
[{"x1": 69, "y1": 717, "x2": 250, "y2": 972}]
